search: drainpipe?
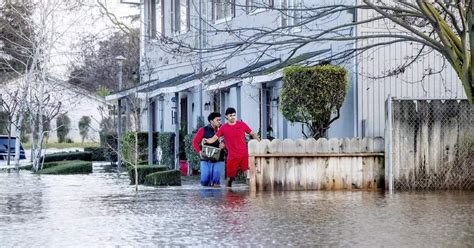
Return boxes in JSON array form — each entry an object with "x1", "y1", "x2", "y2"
[
  {"x1": 261, "y1": 83, "x2": 267, "y2": 139},
  {"x1": 148, "y1": 97, "x2": 153, "y2": 165},
  {"x1": 353, "y1": 0, "x2": 359, "y2": 137},
  {"x1": 174, "y1": 92, "x2": 180, "y2": 170},
  {"x1": 236, "y1": 83, "x2": 242, "y2": 119}
]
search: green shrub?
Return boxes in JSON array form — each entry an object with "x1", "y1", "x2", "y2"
[
  {"x1": 42, "y1": 151, "x2": 92, "y2": 163},
  {"x1": 78, "y1": 116, "x2": 91, "y2": 143},
  {"x1": 158, "y1": 132, "x2": 175, "y2": 169},
  {"x1": 102, "y1": 134, "x2": 117, "y2": 162},
  {"x1": 84, "y1": 147, "x2": 107, "y2": 161},
  {"x1": 37, "y1": 160, "x2": 93, "y2": 174},
  {"x1": 127, "y1": 165, "x2": 168, "y2": 184},
  {"x1": 56, "y1": 114, "x2": 71, "y2": 143},
  {"x1": 120, "y1": 132, "x2": 159, "y2": 167},
  {"x1": 281, "y1": 65, "x2": 349, "y2": 139},
  {"x1": 19, "y1": 164, "x2": 33, "y2": 170},
  {"x1": 144, "y1": 170, "x2": 181, "y2": 186},
  {"x1": 184, "y1": 133, "x2": 200, "y2": 170}
]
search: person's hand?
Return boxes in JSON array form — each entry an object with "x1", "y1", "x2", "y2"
[
  {"x1": 199, "y1": 151, "x2": 203, "y2": 159},
  {"x1": 219, "y1": 142, "x2": 225, "y2": 149},
  {"x1": 203, "y1": 138, "x2": 208, "y2": 144}
]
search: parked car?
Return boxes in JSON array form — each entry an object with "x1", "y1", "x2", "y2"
[{"x1": 0, "y1": 135, "x2": 26, "y2": 160}]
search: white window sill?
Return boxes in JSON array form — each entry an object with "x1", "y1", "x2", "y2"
[
  {"x1": 292, "y1": 27, "x2": 302, "y2": 33},
  {"x1": 173, "y1": 30, "x2": 190, "y2": 37},
  {"x1": 249, "y1": 8, "x2": 266, "y2": 15},
  {"x1": 214, "y1": 17, "x2": 233, "y2": 25}
]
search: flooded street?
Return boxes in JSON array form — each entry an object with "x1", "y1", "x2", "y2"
[{"x1": 0, "y1": 164, "x2": 472, "y2": 247}]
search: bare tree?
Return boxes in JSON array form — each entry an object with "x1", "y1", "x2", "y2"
[
  {"x1": 158, "y1": 0, "x2": 474, "y2": 104},
  {"x1": 0, "y1": 89, "x2": 21, "y2": 166},
  {"x1": 0, "y1": 0, "x2": 96, "y2": 170}
]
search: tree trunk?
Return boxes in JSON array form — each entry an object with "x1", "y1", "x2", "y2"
[
  {"x1": 14, "y1": 111, "x2": 24, "y2": 169},
  {"x1": 468, "y1": 3, "x2": 474, "y2": 105},
  {"x1": 7, "y1": 128, "x2": 11, "y2": 166},
  {"x1": 33, "y1": 76, "x2": 46, "y2": 172}
]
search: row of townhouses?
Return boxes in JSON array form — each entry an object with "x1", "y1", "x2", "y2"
[{"x1": 106, "y1": 0, "x2": 466, "y2": 165}]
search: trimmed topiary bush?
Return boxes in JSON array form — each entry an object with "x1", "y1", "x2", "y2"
[
  {"x1": 56, "y1": 114, "x2": 71, "y2": 143},
  {"x1": 78, "y1": 116, "x2": 91, "y2": 144},
  {"x1": 37, "y1": 160, "x2": 93, "y2": 174},
  {"x1": 144, "y1": 170, "x2": 181, "y2": 186},
  {"x1": 42, "y1": 151, "x2": 92, "y2": 163},
  {"x1": 84, "y1": 147, "x2": 107, "y2": 161},
  {"x1": 281, "y1": 65, "x2": 349, "y2": 139},
  {"x1": 127, "y1": 165, "x2": 168, "y2": 184}
]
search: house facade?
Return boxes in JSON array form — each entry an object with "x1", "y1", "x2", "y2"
[
  {"x1": 106, "y1": 0, "x2": 467, "y2": 167},
  {"x1": 2, "y1": 77, "x2": 109, "y2": 143},
  {"x1": 108, "y1": 0, "x2": 357, "y2": 140}
]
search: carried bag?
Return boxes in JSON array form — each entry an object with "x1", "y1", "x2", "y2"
[{"x1": 201, "y1": 141, "x2": 222, "y2": 161}]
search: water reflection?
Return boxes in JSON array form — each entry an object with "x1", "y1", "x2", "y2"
[{"x1": 0, "y1": 164, "x2": 472, "y2": 247}]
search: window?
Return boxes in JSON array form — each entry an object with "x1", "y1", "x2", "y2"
[
  {"x1": 171, "y1": 0, "x2": 190, "y2": 34},
  {"x1": 212, "y1": 0, "x2": 234, "y2": 22},
  {"x1": 281, "y1": 0, "x2": 302, "y2": 30},
  {"x1": 147, "y1": 0, "x2": 164, "y2": 37}
]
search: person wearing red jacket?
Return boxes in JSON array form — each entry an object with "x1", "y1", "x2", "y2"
[
  {"x1": 193, "y1": 112, "x2": 225, "y2": 187},
  {"x1": 204, "y1": 107, "x2": 259, "y2": 187}
]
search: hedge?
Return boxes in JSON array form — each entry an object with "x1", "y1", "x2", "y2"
[
  {"x1": 120, "y1": 132, "x2": 159, "y2": 167},
  {"x1": 84, "y1": 147, "x2": 107, "y2": 161},
  {"x1": 127, "y1": 165, "x2": 168, "y2": 184},
  {"x1": 184, "y1": 133, "x2": 200, "y2": 170},
  {"x1": 144, "y1": 170, "x2": 181, "y2": 186},
  {"x1": 42, "y1": 151, "x2": 92, "y2": 163},
  {"x1": 158, "y1": 132, "x2": 175, "y2": 169},
  {"x1": 20, "y1": 161, "x2": 67, "y2": 171},
  {"x1": 37, "y1": 160, "x2": 93, "y2": 175}
]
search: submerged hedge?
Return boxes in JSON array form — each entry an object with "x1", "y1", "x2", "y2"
[
  {"x1": 144, "y1": 170, "x2": 181, "y2": 186},
  {"x1": 42, "y1": 151, "x2": 92, "y2": 163},
  {"x1": 37, "y1": 160, "x2": 93, "y2": 175},
  {"x1": 127, "y1": 165, "x2": 168, "y2": 184},
  {"x1": 84, "y1": 147, "x2": 107, "y2": 161}
]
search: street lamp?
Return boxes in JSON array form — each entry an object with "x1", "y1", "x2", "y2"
[
  {"x1": 115, "y1": 55, "x2": 126, "y2": 91},
  {"x1": 115, "y1": 55, "x2": 126, "y2": 170}
]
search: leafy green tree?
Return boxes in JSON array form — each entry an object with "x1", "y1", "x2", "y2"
[
  {"x1": 68, "y1": 29, "x2": 140, "y2": 92},
  {"x1": 78, "y1": 116, "x2": 91, "y2": 144},
  {"x1": 281, "y1": 65, "x2": 348, "y2": 139}
]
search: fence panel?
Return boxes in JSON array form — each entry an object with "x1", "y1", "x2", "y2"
[{"x1": 388, "y1": 99, "x2": 473, "y2": 190}]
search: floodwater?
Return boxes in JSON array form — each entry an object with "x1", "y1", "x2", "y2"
[{"x1": 0, "y1": 163, "x2": 472, "y2": 247}]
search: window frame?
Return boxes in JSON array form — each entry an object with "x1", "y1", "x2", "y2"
[
  {"x1": 212, "y1": 0, "x2": 235, "y2": 23},
  {"x1": 171, "y1": 0, "x2": 190, "y2": 35},
  {"x1": 280, "y1": 0, "x2": 303, "y2": 32}
]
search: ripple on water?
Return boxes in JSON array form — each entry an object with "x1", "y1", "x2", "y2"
[{"x1": 0, "y1": 166, "x2": 473, "y2": 246}]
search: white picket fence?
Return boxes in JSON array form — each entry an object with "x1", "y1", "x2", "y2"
[{"x1": 248, "y1": 137, "x2": 385, "y2": 191}]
